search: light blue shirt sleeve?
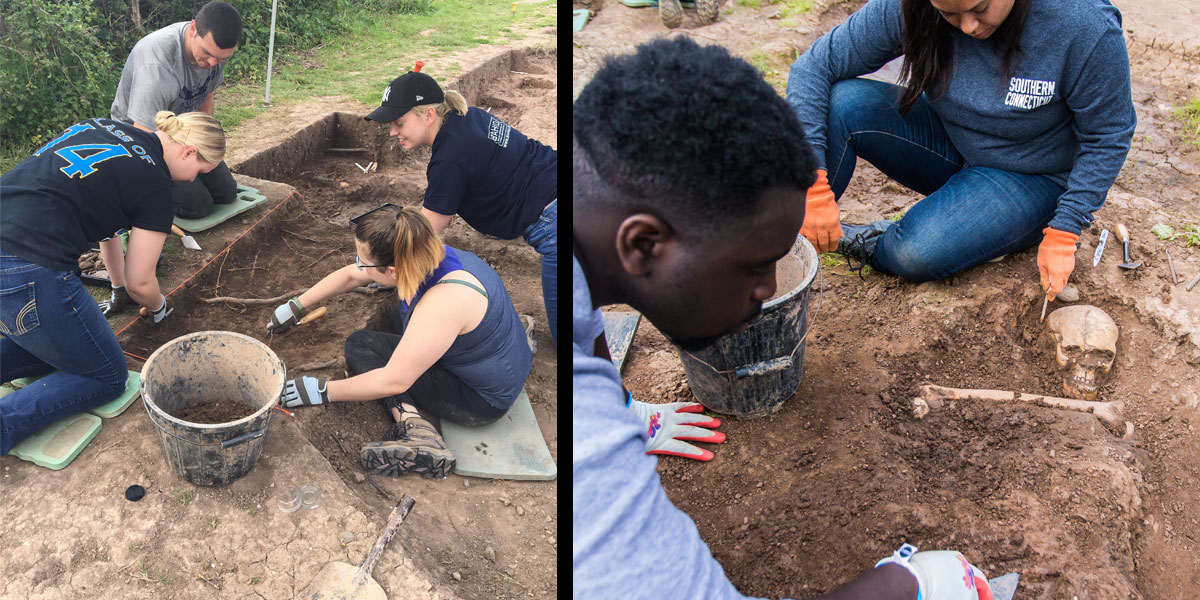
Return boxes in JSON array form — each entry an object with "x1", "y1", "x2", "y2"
[{"x1": 572, "y1": 253, "x2": 772, "y2": 599}]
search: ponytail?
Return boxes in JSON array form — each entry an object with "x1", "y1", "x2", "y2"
[{"x1": 153, "y1": 110, "x2": 226, "y2": 163}]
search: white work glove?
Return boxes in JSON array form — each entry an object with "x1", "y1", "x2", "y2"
[
  {"x1": 282, "y1": 376, "x2": 330, "y2": 408},
  {"x1": 267, "y1": 297, "x2": 306, "y2": 334},
  {"x1": 875, "y1": 544, "x2": 993, "y2": 600},
  {"x1": 148, "y1": 294, "x2": 172, "y2": 324},
  {"x1": 626, "y1": 391, "x2": 725, "y2": 461}
]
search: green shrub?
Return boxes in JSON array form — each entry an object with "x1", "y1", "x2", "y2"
[
  {"x1": 1, "y1": 0, "x2": 433, "y2": 169},
  {"x1": 0, "y1": 1, "x2": 119, "y2": 150}
]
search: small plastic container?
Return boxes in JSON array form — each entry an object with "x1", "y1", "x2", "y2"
[
  {"x1": 299, "y1": 484, "x2": 322, "y2": 509},
  {"x1": 276, "y1": 486, "x2": 302, "y2": 513}
]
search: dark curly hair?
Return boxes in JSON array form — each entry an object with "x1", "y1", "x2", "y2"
[{"x1": 573, "y1": 36, "x2": 816, "y2": 226}]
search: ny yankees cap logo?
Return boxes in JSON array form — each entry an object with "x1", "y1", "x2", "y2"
[{"x1": 365, "y1": 69, "x2": 446, "y2": 123}]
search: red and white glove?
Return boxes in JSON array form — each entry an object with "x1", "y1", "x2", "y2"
[
  {"x1": 626, "y1": 392, "x2": 725, "y2": 461},
  {"x1": 876, "y1": 544, "x2": 994, "y2": 600}
]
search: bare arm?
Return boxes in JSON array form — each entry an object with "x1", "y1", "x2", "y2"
[
  {"x1": 132, "y1": 121, "x2": 153, "y2": 132},
  {"x1": 294, "y1": 264, "x2": 374, "y2": 310},
  {"x1": 421, "y1": 207, "x2": 453, "y2": 237},
  {"x1": 98, "y1": 237, "x2": 127, "y2": 287},
  {"x1": 199, "y1": 91, "x2": 215, "y2": 115},
  {"x1": 123, "y1": 227, "x2": 167, "y2": 307},
  {"x1": 325, "y1": 282, "x2": 484, "y2": 401}
]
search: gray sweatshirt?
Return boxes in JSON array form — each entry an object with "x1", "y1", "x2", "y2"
[{"x1": 786, "y1": 0, "x2": 1136, "y2": 235}]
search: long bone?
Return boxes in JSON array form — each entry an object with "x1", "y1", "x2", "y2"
[{"x1": 912, "y1": 384, "x2": 1130, "y2": 436}]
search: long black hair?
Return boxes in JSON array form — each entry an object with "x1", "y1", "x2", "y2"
[{"x1": 896, "y1": 0, "x2": 1031, "y2": 115}]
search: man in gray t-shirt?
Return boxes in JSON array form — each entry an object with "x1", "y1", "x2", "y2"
[
  {"x1": 110, "y1": 1, "x2": 241, "y2": 220},
  {"x1": 98, "y1": 2, "x2": 243, "y2": 317}
]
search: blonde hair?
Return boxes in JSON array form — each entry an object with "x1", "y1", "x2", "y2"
[
  {"x1": 355, "y1": 205, "x2": 446, "y2": 303},
  {"x1": 153, "y1": 110, "x2": 226, "y2": 164},
  {"x1": 411, "y1": 89, "x2": 468, "y2": 124}
]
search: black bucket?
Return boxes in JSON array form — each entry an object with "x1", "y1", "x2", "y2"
[
  {"x1": 141, "y1": 331, "x2": 285, "y2": 486},
  {"x1": 676, "y1": 235, "x2": 819, "y2": 418}
]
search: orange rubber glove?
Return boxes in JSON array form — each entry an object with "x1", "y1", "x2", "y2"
[
  {"x1": 800, "y1": 169, "x2": 841, "y2": 254},
  {"x1": 1037, "y1": 227, "x2": 1079, "y2": 301}
]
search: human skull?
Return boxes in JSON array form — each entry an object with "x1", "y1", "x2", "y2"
[{"x1": 1044, "y1": 305, "x2": 1118, "y2": 400}]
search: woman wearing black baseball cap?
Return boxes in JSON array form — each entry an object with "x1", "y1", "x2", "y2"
[{"x1": 365, "y1": 68, "x2": 557, "y2": 348}]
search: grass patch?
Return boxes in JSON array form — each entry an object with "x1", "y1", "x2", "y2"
[
  {"x1": 744, "y1": 48, "x2": 795, "y2": 91},
  {"x1": 216, "y1": 0, "x2": 554, "y2": 133},
  {"x1": 778, "y1": 0, "x2": 815, "y2": 18},
  {"x1": 819, "y1": 252, "x2": 842, "y2": 268},
  {"x1": 170, "y1": 490, "x2": 195, "y2": 506},
  {"x1": 1172, "y1": 95, "x2": 1200, "y2": 152}
]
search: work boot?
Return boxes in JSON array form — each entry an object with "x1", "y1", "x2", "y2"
[
  {"x1": 837, "y1": 220, "x2": 893, "y2": 274},
  {"x1": 360, "y1": 408, "x2": 456, "y2": 479},
  {"x1": 658, "y1": 0, "x2": 682, "y2": 28}
]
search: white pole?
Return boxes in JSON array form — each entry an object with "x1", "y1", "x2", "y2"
[{"x1": 264, "y1": 0, "x2": 278, "y2": 106}]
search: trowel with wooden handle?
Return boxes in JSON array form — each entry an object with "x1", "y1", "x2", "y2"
[{"x1": 171, "y1": 224, "x2": 201, "y2": 250}]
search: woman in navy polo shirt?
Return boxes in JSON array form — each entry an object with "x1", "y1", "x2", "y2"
[{"x1": 365, "y1": 69, "x2": 558, "y2": 348}]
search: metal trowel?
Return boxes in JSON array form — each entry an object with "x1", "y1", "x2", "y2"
[
  {"x1": 987, "y1": 572, "x2": 1019, "y2": 600},
  {"x1": 171, "y1": 224, "x2": 201, "y2": 250}
]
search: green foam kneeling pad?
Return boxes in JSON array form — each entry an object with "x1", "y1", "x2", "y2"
[
  {"x1": 8, "y1": 413, "x2": 103, "y2": 470},
  {"x1": 442, "y1": 389, "x2": 556, "y2": 481},
  {"x1": 10, "y1": 374, "x2": 48, "y2": 389},
  {"x1": 172, "y1": 184, "x2": 268, "y2": 233}
]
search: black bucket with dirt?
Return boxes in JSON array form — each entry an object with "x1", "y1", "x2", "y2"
[
  {"x1": 141, "y1": 331, "x2": 285, "y2": 486},
  {"x1": 676, "y1": 235, "x2": 818, "y2": 418}
]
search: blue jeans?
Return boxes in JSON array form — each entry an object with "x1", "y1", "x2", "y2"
[
  {"x1": 1, "y1": 252, "x2": 128, "y2": 454},
  {"x1": 522, "y1": 199, "x2": 557, "y2": 348},
  {"x1": 825, "y1": 78, "x2": 1066, "y2": 280}
]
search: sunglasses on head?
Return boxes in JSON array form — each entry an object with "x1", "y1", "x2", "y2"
[{"x1": 348, "y1": 202, "x2": 404, "y2": 228}]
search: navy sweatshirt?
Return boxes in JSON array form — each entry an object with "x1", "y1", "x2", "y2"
[{"x1": 786, "y1": 0, "x2": 1136, "y2": 235}]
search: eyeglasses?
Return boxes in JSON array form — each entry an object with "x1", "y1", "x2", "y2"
[
  {"x1": 349, "y1": 202, "x2": 404, "y2": 228},
  {"x1": 355, "y1": 255, "x2": 386, "y2": 270}
]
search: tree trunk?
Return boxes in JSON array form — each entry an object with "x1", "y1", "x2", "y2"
[{"x1": 130, "y1": 0, "x2": 141, "y2": 31}]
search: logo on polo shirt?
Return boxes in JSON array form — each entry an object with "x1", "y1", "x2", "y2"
[
  {"x1": 487, "y1": 116, "x2": 511, "y2": 148},
  {"x1": 1005, "y1": 77, "x2": 1056, "y2": 110}
]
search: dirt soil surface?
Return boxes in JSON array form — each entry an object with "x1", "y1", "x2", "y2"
[
  {"x1": 576, "y1": 2, "x2": 1200, "y2": 599},
  {"x1": 1, "y1": 28, "x2": 557, "y2": 600}
]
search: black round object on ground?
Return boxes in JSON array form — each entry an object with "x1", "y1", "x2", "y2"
[{"x1": 125, "y1": 485, "x2": 145, "y2": 501}]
